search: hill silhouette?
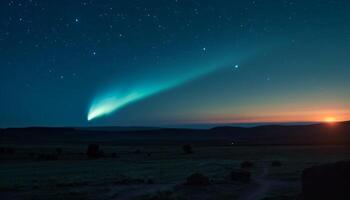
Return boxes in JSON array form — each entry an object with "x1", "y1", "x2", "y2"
[{"x1": 1, "y1": 121, "x2": 349, "y2": 145}]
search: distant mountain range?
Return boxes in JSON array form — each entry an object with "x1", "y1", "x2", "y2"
[{"x1": 1, "y1": 121, "x2": 350, "y2": 145}]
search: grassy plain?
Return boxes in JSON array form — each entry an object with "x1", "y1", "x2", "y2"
[{"x1": 1, "y1": 145, "x2": 349, "y2": 199}]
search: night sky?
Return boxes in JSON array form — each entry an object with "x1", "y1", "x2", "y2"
[{"x1": 1, "y1": 0, "x2": 350, "y2": 128}]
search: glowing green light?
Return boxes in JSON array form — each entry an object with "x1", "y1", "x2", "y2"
[
  {"x1": 87, "y1": 66, "x2": 215, "y2": 121},
  {"x1": 88, "y1": 92, "x2": 143, "y2": 121},
  {"x1": 87, "y1": 45, "x2": 260, "y2": 121}
]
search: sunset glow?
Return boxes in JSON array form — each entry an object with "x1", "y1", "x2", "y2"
[{"x1": 324, "y1": 117, "x2": 337, "y2": 123}]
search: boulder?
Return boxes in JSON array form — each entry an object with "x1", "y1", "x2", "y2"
[{"x1": 302, "y1": 160, "x2": 350, "y2": 200}]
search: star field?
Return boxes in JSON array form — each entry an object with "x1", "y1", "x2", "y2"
[{"x1": 1, "y1": 0, "x2": 350, "y2": 127}]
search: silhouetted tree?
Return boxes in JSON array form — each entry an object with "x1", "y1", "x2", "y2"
[{"x1": 182, "y1": 144, "x2": 193, "y2": 154}]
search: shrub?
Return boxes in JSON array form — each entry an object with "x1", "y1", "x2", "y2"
[
  {"x1": 182, "y1": 145, "x2": 193, "y2": 154},
  {"x1": 86, "y1": 144, "x2": 103, "y2": 159},
  {"x1": 56, "y1": 148, "x2": 63, "y2": 155},
  {"x1": 185, "y1": 173, "x2": 210, "y2": 186},
  {"x1": 114, "y1": 178, "x2": 145, "y2": 185},
  {"x1": 133, "y1": 149, "x2": 141, "y2": 154},
  {"x1": 37, "y1": 154, "x2": 59, "y2": 161},
  {"x1": 230, "y1": 170, "x2": 251, "y2": 182},
  {"x1": 271, "y1": 160, "x2": 282, "y2": 167},
  {"x1": 5, "y1": 147, "x2": 15, "y2": 155},
  {"x1": 146, "y1": 178, "x2": 154, "y2": 184},
  {"x1": 240, "y1": 161, "x2": 254, "y2": 168},
  {"x1": 0, "y1": 147, "x2": 4, "y2": 154},
  {"x1": 29, "y1": 152, "x2": 36, "y2": 157}
]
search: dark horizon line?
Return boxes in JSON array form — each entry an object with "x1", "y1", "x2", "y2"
[{"x1": 2, "y1": 120, "x2": 350, "y2": 130}]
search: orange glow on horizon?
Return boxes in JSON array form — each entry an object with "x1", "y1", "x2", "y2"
[
  {"x1": 190, "y1": 109, "x2": 350, "y2": 125},
  {"x1": 324, "y1": 117, "x2": 337, "y2": 123}
]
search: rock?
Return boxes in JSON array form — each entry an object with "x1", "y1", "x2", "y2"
[
  {"x1": 185, "y1": 173, "x2": 210, "y2": 186},
  {"x1": 302, "y1": 160, "x2": 350, "y2": 200}
]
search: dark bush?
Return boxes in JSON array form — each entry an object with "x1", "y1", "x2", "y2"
[
  {"x1": 147, "y1": 152, "x2": 152, "y2": 157},
  {"x1": 111, "y1": 152, "x2": 118, "y2": 158},
  {"x1": 114, "y1": 178, "x2": 145, "y2": 185},
  {"x1": 0, "y1": 147, "x2": 4, "y2": 154},
  {"x1": 86, "y1": 144, "x2": 103, "y2": 159},
  {"x1": 146, "y1": 178, "x2": 154, "y2": 184},
  {"x1": 240, "y1": 161, "x2": 254, "y2": 169},
  {"x1": 302, "y1": 160, "x2": 350, "y2": 200},
  {"x1": 37, "y1": 154, "x2": 59, "y2": 161},
  {"x1": 56, "y1": 148, "x2": 62, "y2": 155},
  {"x1": 182, "y1": 144, "x2": 193, "y2": 154},
  {"x1": 230, "y1": 170, "x2": 251, "y2": 182},
  {"x1": 133, "y1": 149, "x2": 141, "y2": 154},
  {"x1": 271, "y1": 160, "x2": 282, "y2": 167},
  {"x1": 185, "y1": 173, "x2": 210, "y2": 186},
  {"x1": 5, "y1": 147, "x2": 15, "y2": 155},
  {"x1": 29, "y1": 152, "x2": 36, "y2": 157}
]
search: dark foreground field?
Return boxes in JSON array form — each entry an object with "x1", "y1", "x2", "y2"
[{"x1": 1, "y1": 144, "x2": 349, "y2": 200}]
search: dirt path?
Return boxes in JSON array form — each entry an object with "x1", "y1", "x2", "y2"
[{"x1": 238, "y1": 162, "x2": 297, "y2": 200}]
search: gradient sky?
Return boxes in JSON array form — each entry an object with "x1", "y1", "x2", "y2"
[{"x1": 1, "y1": 0, "x2": 350, "y2": 127}]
